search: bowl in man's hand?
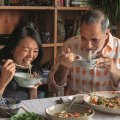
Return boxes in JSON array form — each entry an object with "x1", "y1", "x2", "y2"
[{"x1": 78, "y1": 58, "x2": 98, "y2": 69}]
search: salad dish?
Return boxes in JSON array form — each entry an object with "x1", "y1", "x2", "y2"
[
  {"x1": 11, "y1": 112, "x2": 45, "y2": 120},
  {"x1": 84, "y1": 91, "x2": 120, "y2": 114}
]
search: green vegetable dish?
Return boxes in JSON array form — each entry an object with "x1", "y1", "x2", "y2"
[{"x1": 11, "y1": 112, "x2": 44, "y2": 120}]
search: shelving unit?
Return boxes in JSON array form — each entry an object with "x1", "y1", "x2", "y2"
[{"x1": 0, "y1": 0, "x2": 91, "y2": 67}]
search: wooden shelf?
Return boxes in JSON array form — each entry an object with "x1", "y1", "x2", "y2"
[
  {"x1": 0, "y1": 6, "x2": 55, "y2": 10},
  {"x1": 0, "y1": 2, "x2": 91, "y2": 65},
  {"x1": 43, "y1": 43, "x2": 55, "y2": 47},
  {"x1": 57, "y1": 6, "x2": 91, "y2": 11},
  {"x1": 0, "y1": 6, "x2": 91, "y2": 10},
  {"x1": 56, "y1": 43, "x2": 63, "y2": 47},
  {"x1": 43, "y1": 43, "x2": 63, "y2": 47}
]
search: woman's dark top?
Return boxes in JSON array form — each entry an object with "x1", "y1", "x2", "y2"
[
  {"x1": 0, "y1": 62, "x2": 43, "y2": 100},
  {"x1": 3, "y1": 68, "x2": 29, "y2": 100}
]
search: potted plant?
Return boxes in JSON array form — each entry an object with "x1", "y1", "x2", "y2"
[{"x1": 90, "y1": 0, "x2": 120, "y2": 25}]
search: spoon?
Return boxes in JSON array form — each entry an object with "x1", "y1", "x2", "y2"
[
  {"x1": 65, "y1": 96, "x2": 76, "y2": 112},
  {"x1": 21, "y1": 106, "x2": 30, "y2": 112},
  {"x1": 59, "y1": 97, "x2": 76, "y2": 112},
  {"x1": 61, "y1": 52, "x2": 82, "y2": 60}
]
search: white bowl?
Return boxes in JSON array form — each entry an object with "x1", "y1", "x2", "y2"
[
  {"x1": 68, "y1": 94, "x2": 85, "y2": 103},
  {"x1": 78, "y1": 58, "x2": 98, "y2": 68},
  {"x1": 46, "y1": 104, "x2": 94, "y2": 120},
  {"x1": 14, "y1": 72, "x2": 43, "y2": 88}
]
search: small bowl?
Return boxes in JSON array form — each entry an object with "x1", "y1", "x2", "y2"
[
  {"x1": 68, "y1": 94, "x2": 85, "y2": 103},
  {"x1": 46, "y1": 104, "x2": 94, "y2": 120},
  {"x1": 14, "y1": 72, "x2": 43, "y2": 87},
  {"x1": 78, "y1": 58, "x2": 98, "y2": 68},
  {"x1": 0, "y1": 98, "x2": 21, "y2": 117}
]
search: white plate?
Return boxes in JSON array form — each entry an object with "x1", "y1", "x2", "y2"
[
  {"x1": 83, "y1": 91, "x2": 120, "y2": 114},
  {"x1": 67, "y1": 94, "x2": 85, "y2": 103}
]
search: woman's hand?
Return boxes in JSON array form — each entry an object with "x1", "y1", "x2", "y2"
[
  {"x1": 57, "y1": 48, "x2": 79, "y2": 69},
  {"x1": 1, "y1": 59, "x2": 16, "y2": 86},
  {"x1": 29, "y1": 82, "x2": 41, "y2": 99}
]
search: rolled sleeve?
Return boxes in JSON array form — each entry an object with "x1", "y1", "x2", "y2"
[{"x1": 48, "y1": 63, "x2": 67, "y2": 92}]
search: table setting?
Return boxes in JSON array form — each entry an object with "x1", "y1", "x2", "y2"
[{"x1": 0, "y1": 91, "x2": 119, "y2": 120}]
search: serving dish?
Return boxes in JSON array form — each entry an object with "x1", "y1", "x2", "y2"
[
  {"x1": 46, "y1": 104, "x2": 94, "y2": 120},
  {"x1": 83, "y1": 91, "x2": 120, "y2": 114}
]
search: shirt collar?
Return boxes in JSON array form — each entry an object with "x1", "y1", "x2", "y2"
[{"x1": 105, "y1": 32, "x2": 114, "y2": 50}]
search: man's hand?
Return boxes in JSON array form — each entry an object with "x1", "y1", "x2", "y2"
[
  {"x1": 1, "y1": 59, "x2": 16, "y2": 86},
  {"x1": 96, "y1": 56, "x2": 120, "y2": 86},
  {"x1": 57, "y1": 48, "x2": 79, "y2": 69},
  {"x1": 96, "y1": 55, "x2": 111, "y2": 69}
]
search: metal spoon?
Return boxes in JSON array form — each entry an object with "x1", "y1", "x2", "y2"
[{"x1": 65, "y1": 96, "x2": 76, "y2": 112}]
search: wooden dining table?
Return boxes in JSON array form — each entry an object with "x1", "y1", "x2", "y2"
[{"x1": 1, "y1": 95, "x2": 120, "y2": 120}]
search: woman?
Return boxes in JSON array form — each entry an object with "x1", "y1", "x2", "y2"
[{"x1": 0, "y1": 26, "x2": 43, "y2": 100}]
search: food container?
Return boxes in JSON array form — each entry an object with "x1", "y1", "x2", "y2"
[
  {"x1": 14, "y1": 72, "x2": 43, "y2": 88},
  {"x1": 46, "y1": 104, "x2": 94, "y2": 120},
  {"x1": 0, "y1": 98, "x2": 21, "y2": 117}
]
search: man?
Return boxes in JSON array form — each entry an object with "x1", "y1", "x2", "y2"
[{"x1": 48, "y1": 10, "x2": 120, "y2": 95}]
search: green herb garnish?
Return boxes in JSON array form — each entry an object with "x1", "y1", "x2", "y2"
[{"x1": 11, "y1": 112, "x2": 44, "y2": 120}]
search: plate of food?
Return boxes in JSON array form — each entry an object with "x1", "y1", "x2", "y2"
[
  {"x1": 83, "y1": 91, "x2": 120, "y2": 114},
  {"x1": 10, "y1": 104, "x2": 48, "y2": 120},
  {"x1": 46, "y1": 104, "x2": 94, "y2": 120}
]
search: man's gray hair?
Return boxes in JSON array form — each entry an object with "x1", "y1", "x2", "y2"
[{"x1": 81, "y1": 10, "x2": 109, "y2": 31}]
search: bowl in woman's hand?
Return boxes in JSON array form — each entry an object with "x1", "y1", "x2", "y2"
[
  {"x1": 0, "y1": 98, "x2": 21, "y2": 117},
  {"x1": 46, "y1": 104, "x2": 94, "y2": 120},
  {"x1": 14, "y1": 72, "x2": 43, "y2": 88}
]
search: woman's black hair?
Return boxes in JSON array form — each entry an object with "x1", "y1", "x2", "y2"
[{"x1": 0, "y1": 26, "x2": 43, "y2": 67}]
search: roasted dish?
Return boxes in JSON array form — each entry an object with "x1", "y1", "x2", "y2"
[
  {"x1": 54, "y1": 109, "x2": 92, "y2": 118},
  {"x1": 90, "y1": 95, "x2": 120, "y2": 108}
]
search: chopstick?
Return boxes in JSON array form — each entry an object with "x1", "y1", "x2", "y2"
[
  {"x1": 21, "y1": 106, "x2": 30, "y2": 112},
  {"x1": 61, "y1": 52, "x2": 82, "y2": 60},
  {"x1": 2, "y1": 60, "x2": 28, "y2": 69},
  {"x1": 15, "y1": 64, "x2": 28, "y2": 69},
  {"x1": 89, "y1": 51, "x2": 92, "y2": 61}
]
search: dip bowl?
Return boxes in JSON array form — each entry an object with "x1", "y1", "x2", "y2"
[{"x1": 0, "y1": 98, "x2": 21, "y2": 117}]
